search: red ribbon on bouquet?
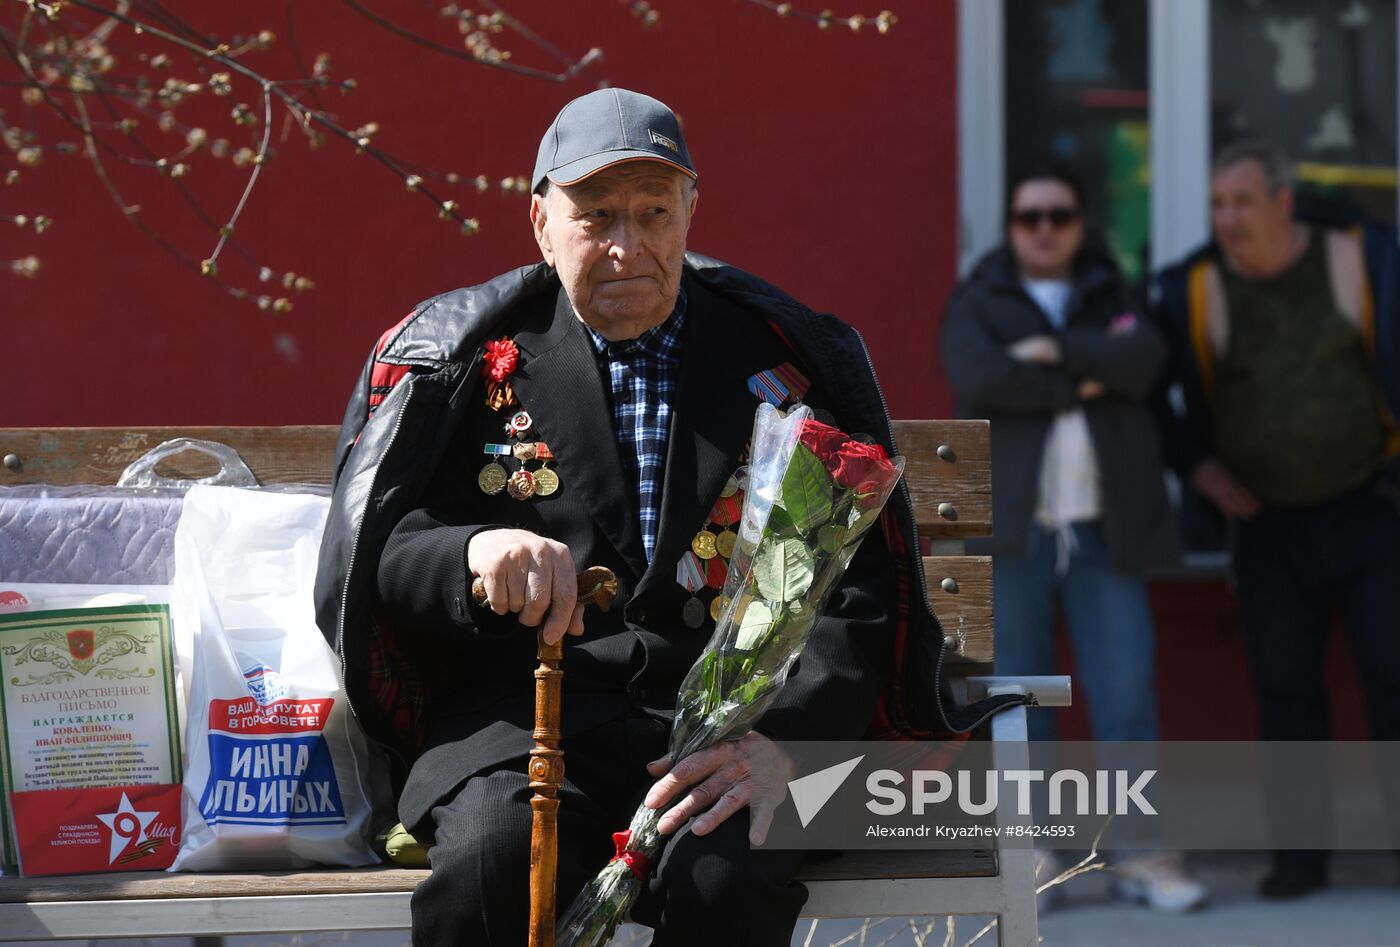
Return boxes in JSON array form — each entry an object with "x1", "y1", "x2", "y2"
[{"x1": 609, "y1": 830, "x2": 653, "y2": 881}]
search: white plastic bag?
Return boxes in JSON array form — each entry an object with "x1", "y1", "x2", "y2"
[{"x1": 170, "y1": 485, "x2": 380, "y2": 870}]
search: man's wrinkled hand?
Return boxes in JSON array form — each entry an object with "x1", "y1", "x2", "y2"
[
  {"x1": 466, "y1": 528, "x2": 585, "y2": 644},
  {"x1": 643, "y1": 732, "x2": 796, "y2": 845}
]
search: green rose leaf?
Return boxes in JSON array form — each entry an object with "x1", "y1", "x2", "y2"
[
  {"x1": 733, "y1": 672, "x2": 773, "y2": 707},
  {"x1": 777, "y1": 444, "x2": 834, "y2": 534},
  {"x1": 754, "y1": 536, "x2": 815, "y2": 603},
  {"x1": 818, "y1": 524, "x2": 847, "y2": 554},
  {"x1": 765, "y1": 504, "x2": 799, "y2": 538},
  {"x1": 735, "y1": 601, "x2": 774, "y2": 650}
]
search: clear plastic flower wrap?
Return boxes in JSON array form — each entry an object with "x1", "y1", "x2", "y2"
[{"x1": 556, "y1": 402, "x2": 906, "y2": 946}]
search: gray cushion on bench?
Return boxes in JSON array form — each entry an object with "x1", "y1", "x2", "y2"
[{"x1": 0, "y1": 488, "x2": 183, "y2": 585}]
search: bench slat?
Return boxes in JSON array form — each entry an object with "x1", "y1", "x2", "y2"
[
  {"x1": 0, "y1": 847, "x2": 993, "y2": 904},
  {"x1": 0, "y1": 427, "x2": 339, "y2": 487},
  {"x1": 925, "y1": 556, "x2": 993, "y2": 665},
  {"x1": 1, "y1": 423, "x2": 993, "y2": 542},
  {"x1": 0, "y1": 891, "x2": 414, "y2": 941},
  {"x1": 892, "y1": 420, "x2": 991, "y2": 540},
  {"x1": 0, "y1": 867, "x2": 424, "y2": 903}
]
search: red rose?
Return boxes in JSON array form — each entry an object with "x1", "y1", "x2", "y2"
[
  {"x1": 830, "y1": 439, "x2": 898, "y2": 491},
  {"x1": 482, "y1": 337, "x2": 519, "y2": 384},
  {"x1": 797, "y1": 418, "x2": 847, "y2": 462}
]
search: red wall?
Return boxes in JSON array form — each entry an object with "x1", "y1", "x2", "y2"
[{"x1": 6, "y1": 2, "x2": 957, "y2": 426}]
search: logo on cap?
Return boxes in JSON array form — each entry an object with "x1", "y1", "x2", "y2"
[{"x1": 648, "y1": 129, "x2": 680, "y2": 154}]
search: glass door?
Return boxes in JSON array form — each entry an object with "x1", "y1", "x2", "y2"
[
  {"x1": 959, "y1": 0, "x2": 1399, "y2": 278},
  {"x1": 1004, "y1": 0, "x2": 1151, "y2": 282},
  {"x1": 1211, "y1": 0, "x2": 1397, "y2": 226}
]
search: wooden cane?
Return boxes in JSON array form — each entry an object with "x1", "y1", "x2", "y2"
[
  {"x1": 527, "y1": 627, "x2": 564, "y2": 947},
  {"x1": 471, "y1": 567, "x2": 619, "y2": 947}
]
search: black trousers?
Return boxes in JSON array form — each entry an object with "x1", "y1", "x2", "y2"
[
  {"x1": 1233, "y1": 482, "x2": 1400, "y2": 867},
  {"x1": 408, "y1": 713, "x2": 809, "y2": 946}
]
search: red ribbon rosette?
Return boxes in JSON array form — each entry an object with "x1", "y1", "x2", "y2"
[{"x1": 482, "y1": 337, "x2": 519, "y2": 410}]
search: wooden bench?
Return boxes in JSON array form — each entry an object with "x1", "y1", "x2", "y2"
[{"x1": 0, "y1": 422, "x2": 1070, "y2": 945}]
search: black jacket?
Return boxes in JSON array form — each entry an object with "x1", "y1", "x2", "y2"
[
  {"x1": 940, "y1": 245, "x2": 1178, "y2": 571},
  {"x1": 314, "y1": 254, "x2": 1026, "y2": 802}
]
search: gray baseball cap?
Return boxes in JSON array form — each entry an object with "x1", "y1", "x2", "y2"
[{"x1": 532, "y1": 88, "x2": 697, "y2": 193}]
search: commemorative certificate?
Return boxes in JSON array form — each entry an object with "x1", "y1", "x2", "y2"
[{"x1": 0, "y1": 604, "x2": 181, "y2": 868}]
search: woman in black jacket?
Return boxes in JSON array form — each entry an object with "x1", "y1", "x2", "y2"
[{"x1": 940, "y1": 161, "x2": 1196, "y2": 911}]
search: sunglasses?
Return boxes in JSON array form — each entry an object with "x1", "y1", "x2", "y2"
[{"x1": 1010, "y1": 206, "x2": 1081, "y2": 230}]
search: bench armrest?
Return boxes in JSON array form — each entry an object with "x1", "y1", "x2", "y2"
[{"x1": 964, "y1": 675, "x2": 1072, "y2": 707}]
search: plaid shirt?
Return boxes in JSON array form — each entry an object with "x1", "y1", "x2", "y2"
[{"x1": 583, "y1": 288, "x2": 686, "y2": 562}]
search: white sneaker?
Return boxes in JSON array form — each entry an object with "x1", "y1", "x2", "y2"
[{"x1": 1112, "y1": 852, "x2": 1207, "y2": 913}]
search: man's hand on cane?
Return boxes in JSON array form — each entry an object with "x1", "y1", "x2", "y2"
[{"x1": 468, "y1": 528, "x2": 587, "y2": 644}]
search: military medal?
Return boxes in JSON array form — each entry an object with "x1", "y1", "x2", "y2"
[
  {"x1": 479, "y1": 443, "x2": 512, "y2": 495},
  {"x1": 677, "y1": 551, "x2": 707, "y2": 592},
  {"x1": 507, "y1": 469, "x2": 537, "y2": 500},
  {"x1": 533, "y1": 468, "x2": 560, "y2": 496},
  {"x1": 506, "y1": 410, "x2": 533, "y2": 436},
  {"x1": 478, "y1": 465, "x2": 508, "y2": 495},
  {"x1": 512, "y1": 441, "x2": 538, "y2": 462},
  {"x1": 705, "y1": 554, "x2": 727, "y2": 590},
  {"x1": 709, "y1": 595, "x2": 725, "y2": 622},
  {"x1": 746, "y1": 362, "x2": 812, "y2": 408},
  {"x1": 676, "y1": 552, "x2": 708, "y2": 629},
  {"x1": 691, "y1": 530, "x2": 718, "y2": 560},
  {"x1": 673, "y1": 460, "x2": 751, "y2": 607},
  {"x1": 711, "y1": 493, "x2": 741, "y2": 525},
  {"x1": 681, "y1": 597, "x2": 706, "y2": 630},
  {"x1": 533, "y1": 443, "x2": 560, "y2": 496},
  {"x1": 710, "y1": 493, "x2": 741, "y2": 561}
]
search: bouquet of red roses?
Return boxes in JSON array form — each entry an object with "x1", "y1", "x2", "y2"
[{"x1": 556, "y1": 403, "x2": 904, "y2": 946}]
